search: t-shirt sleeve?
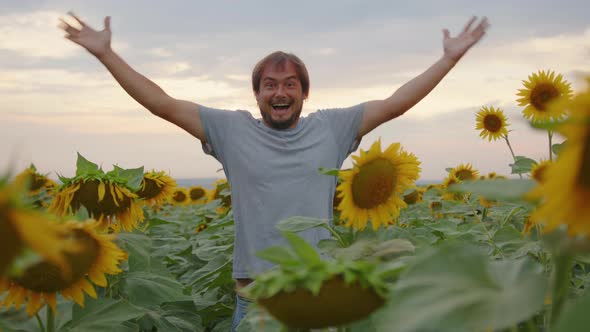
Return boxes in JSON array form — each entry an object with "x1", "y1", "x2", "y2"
[
  {"x1": 318, "y1": 103, "x2": 365, "y2": 163},
  {"x1": 198, "y1": 105, "x2": 238, "y2": 163}
]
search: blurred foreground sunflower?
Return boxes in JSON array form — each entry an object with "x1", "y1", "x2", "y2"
[
  {"x1": 475, "y1": 106, "x2": 509, "y2": 141},
  {"x1": 0, "y1": 220, "x2": 127, "y2": 316},
  {"x1": 517, "y1": 70, "x2": 573, "y2": 123},
  {"x1": 528, "y1": 86, "x2": 590, "y2": 236},
  {"x1": 336, "y1": 139, "x2": 421, "y2": 230},
  {"x1": 13, "y1": 165, "x2": 57, "y2": 195},
  {"x1": 0, "y1": 181, "x2": 71, "y2": 276},
  {"x1": 530, "y1": 160, "x2": 552, "y2": 183},
  {"x1": 137, "y1": 170, "x2": 176, "y2": 206}
]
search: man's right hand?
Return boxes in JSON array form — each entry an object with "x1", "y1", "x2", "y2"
[{"x1": 59, "y1": 12, "x2": 112, "y2": 59}]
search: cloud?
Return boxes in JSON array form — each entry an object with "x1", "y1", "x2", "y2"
[{"x1": 0, "y1": 10, "x2": 82, "y2": 58}]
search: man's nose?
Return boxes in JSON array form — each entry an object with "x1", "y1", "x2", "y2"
[{"x1": 275, "y1": 84, "x2": 286, "y2": 96}]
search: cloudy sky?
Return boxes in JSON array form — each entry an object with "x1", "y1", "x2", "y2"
[{"x1": 1, "y1": 0, "x2": 589, "y2": 182}]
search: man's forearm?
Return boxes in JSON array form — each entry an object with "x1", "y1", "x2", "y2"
[
  {"x1": 98, "y1": 49, "x2": 171, "y2": 115},
  {"x1": 385, "y1": 55, "x2": 456, "y2": 114}
]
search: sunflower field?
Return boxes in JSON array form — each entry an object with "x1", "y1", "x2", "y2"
[{"x1": 1, "y1": 70, "x2": 590, "y2": 332}]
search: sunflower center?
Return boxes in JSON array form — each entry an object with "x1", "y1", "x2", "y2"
[
  {"x1": 532, "y1": 165, "x2": 548, "y2": 183},
  {"x1": 530, "y1": 83, "x2": 560, "y2": 111},
  {"x1": 0, "y1": 209, "x2": 23, "y2": 274},
  {"x1": 455, "y1": 170, "x2": 474, "y2": 181},
  {"x1": 351, "y1": 158, "x2": 396, "y2": 209},
  {"x1": 483, "y1": 114, "x2": 502, "y2": 133},
  {"x1": 14, "y1": 229, "x2": 100, "y2": 292},
  {"x1": 173, "y1": 191, "x2": 187, "y2": 202},
  {"x1": 138, "y1": 178, "x2": 163, "y2": 199},
  {"x1": 578, "y1": 131, "x2": 590, "y2": 189},
  {"x1": 71, "y1": 180, "x2": 132, "y2": 216},
  {"x1": 29, "y1": 174, "x2": 47, "y2": 191},
  {"x1": 190, "y1": 188, "x2": 206, "y2": 201}
]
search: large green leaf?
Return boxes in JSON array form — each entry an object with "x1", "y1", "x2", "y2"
[
  {"x1": 554, "y1": 288, "x2": 590, "y2": 332},
  {"x1": 448, "y1": 179, "x2": 536, "y2": 201},
  {"x1": 282, "y1": 231, "x2": 322, "y2": 265},
  {"x1": 75, "y1": 152, "x2": 100, "y2": 177},
  {"x1": 60, "y1": 298, "x2": 145, "y2": 332},
  {"x1": 107, "y1": 165, "x2": 144, "y2": 192},
  {"x1": 137, "y1": 301, "x2": 205, "y2": 332},
  {"x1": 116, "y1": 233, "x2": 153, "y2": 272},
  {"x1": 509, "y1": 156, "x2": 537, "y2": 175},
  {"x1": 256, "y1": 246, "x2": 300, "y2": 266},
  {"x1": 125, "y1": 271, "x2": 192, "y2": 308},
  {"x1": 373, "y1": 243, "x2": 547, "y2": 332}
]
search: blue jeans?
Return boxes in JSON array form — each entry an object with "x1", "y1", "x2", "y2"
[{"x1": 231, "y1": 294, "x2": 252, "y2": 332}]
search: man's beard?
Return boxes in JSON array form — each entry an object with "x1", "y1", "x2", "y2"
[{"x1": 261, "y1": 108, "x2": 302, "y2": 130}]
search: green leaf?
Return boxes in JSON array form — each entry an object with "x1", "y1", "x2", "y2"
[
  {"x1": 256, "y1": 246, "x2": 300, "y2": 266},
  {"x1": 554, "y1": 287, "x2": 590, "y2": 331},
  {"x1": 282, "y1": 231, "x2": 322, "y2": 265},
  {"x1": 318, "y1": 167, "x2": 340, "y2": 176},
  {"x1": 107, "y1": 165, "x2": 144, "y2": 192},
  {"x1": 75, "y1": 152, "x2": 100, "y2": 177},
  {"x1": 61, "y1": 298, "x2": 145, "y2": 332},
  {"x1": 276, "y1": 216, "x2": 329, "y2": 233},
  {"x1": 448, "y1": 179, "x2": 536, "y2": 201},
  {"x1": 552, "y1": 141, "x2": 566, "y2": 156},
  {"x1": 509, "y1": 156, "x2": 537, "y2": 175},
  {"x1": 125, "y1": 271, "x2": 192, "y2": 308},
  {"x1": 373, "y1": 243, "x2": 547, "y2": 332}
]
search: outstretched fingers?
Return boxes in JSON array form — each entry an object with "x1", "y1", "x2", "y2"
[
  {"x1": 471, "y1": 17, "x2": 490, "y2": 39},
  {"x1": 67, "y1": 11, "x2": 87, "y2": 28},
  {"x1": 58, "y1": 18, "x2": 79, "y2": 36},
  {"x1": 462, "y1": 16, "x2": 477, "y2": 33}
]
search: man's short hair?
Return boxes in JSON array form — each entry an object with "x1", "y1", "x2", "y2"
[{"x1": 252, "y1": 51, "x2": 310, "y2": 99}]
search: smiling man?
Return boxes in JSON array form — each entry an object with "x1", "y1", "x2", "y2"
[{"x1": 59, "y1": 12, "x2": 489, "y2": 330}]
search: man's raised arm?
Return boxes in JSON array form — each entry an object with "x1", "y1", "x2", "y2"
[
  {"x1": 357, "y1": 16, "x2": 490, "y2": 139},
  {"x1": 59, "y1": 12, "x2": 207, "y2": 142}
]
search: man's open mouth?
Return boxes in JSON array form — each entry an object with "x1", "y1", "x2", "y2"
[{"x1": 272, "y1": 103, "x2": 291, "y2": 111}]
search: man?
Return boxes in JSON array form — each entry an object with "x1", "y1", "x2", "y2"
[{"x1": 59, "y1": 13, "x2": 489, "y2": 330}]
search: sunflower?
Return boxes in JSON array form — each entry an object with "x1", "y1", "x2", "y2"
[
  {"x1": 0, "y1": 220, "x2": 127, "y2": 316},
  {"x1": 442, "y1": 174, "x2": 464, "y2": 201},
  {"x1": 451, "y1": 163, "x2": 479, "y2": 181},
  {"x1": 208, "y1": 179, "x2": 231, "y2": 206},
  {"x1": 475, "y1": 106, "x2": 510, "y2": 141},
  {"x1": 517, "y1": 70, "x2": 573, "y2": 123},
  {"x1": 170, "y1": 187, "x2": 189, "y2": 206},
  {"x1": 137, "y1": 171, "x2": 176, "y2": 207},
  {"x1": 188, "y1": 186, "x2": 208, "y2": 204},
  {"x1": 0, "y1": 182, "x2": 72, "y2": 276},
  {"x1": 429, "y1": 200, "x2": 443, "y2": 219},
  {"x1": 13, "y1": 165, "x2": 57, "y2": 195},
  {"x1": 530, "y1": 160, "x2": 552, "y2": 183},
  {"x1": 336, "y1": 139, "x2": 421, "y2": 230},
  {"x1": 528, "y1": 86, "x2": 590, "y2": 236},
  {"x1": 49, "y1": 179, "x2": 144, "y2": 233}
]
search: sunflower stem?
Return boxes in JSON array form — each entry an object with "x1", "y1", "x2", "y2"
[
  {"x1": 46, "y1": 307, "x2": 55, "y2": 332},
  {"x1": 503, "y1": 135, "x2": 522, "y2": 179},
  {"x1": 548, "y1": 130, "x2": 554, "y2": 161},
  {"x1": 35, "y1": 313, "x2": 46, "y2": 332},
  {"x1": 324, "y1": 225, "x2": 346, "y2": 247},
  {"x1": 550, "y1": 252, "x2": 573, "y2": 327}
]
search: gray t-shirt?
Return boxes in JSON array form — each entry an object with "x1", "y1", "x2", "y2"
[{"x1": 199, "y1": 104, "x2": 365, "y2": 278}]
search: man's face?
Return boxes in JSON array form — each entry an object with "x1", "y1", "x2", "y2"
[{"x1": 255, "y1": 61, "x2": 306, "y2": 130}]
